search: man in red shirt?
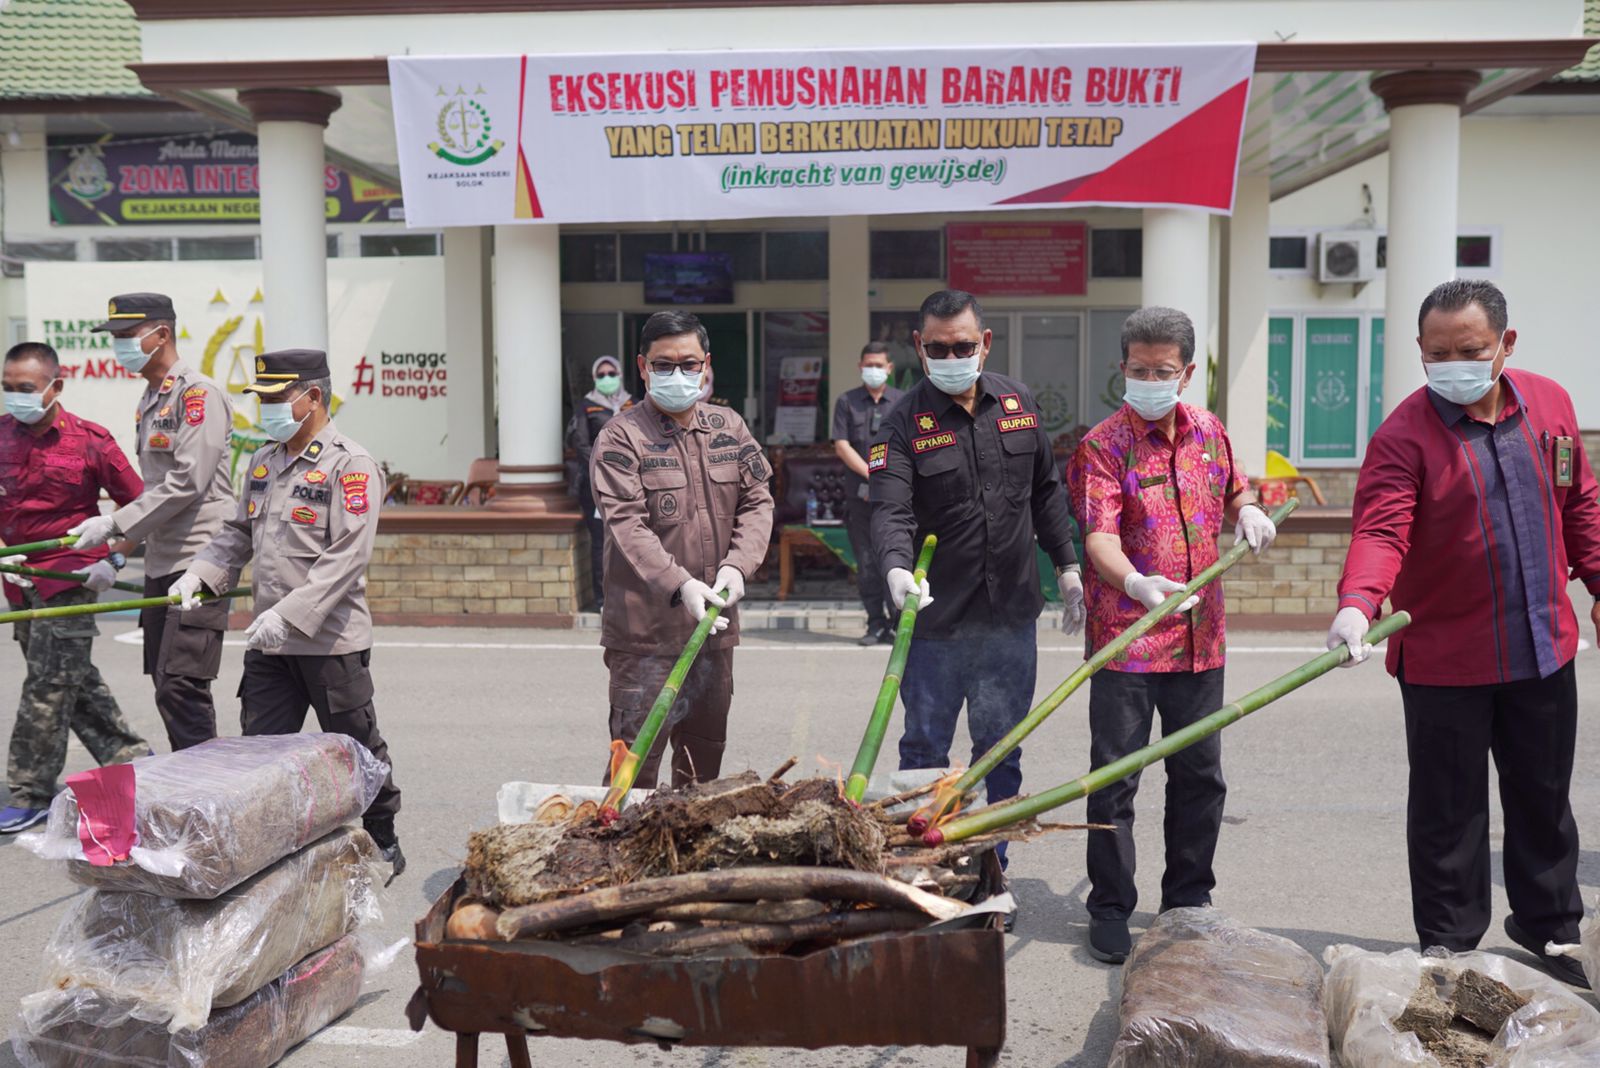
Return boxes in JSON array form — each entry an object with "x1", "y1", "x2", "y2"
[
  {"x1": 1330, "y1": 280, "x2": 1600, "y2": 988},
  {"x1": 0, "y1": 342, "x2": 149, "y2": 833}
]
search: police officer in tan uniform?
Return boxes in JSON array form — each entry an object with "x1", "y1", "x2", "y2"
[
  {"x1": 71, "y1": 293, "x2": 235, "y2": 751},
  {"x1": 591, "y1": 311, "x2": 774, "y2": 787},
  {"x1": 174, "y1": 349, "x2": 404, "y2": 879}
]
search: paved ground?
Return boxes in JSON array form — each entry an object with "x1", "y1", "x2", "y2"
[{"x1": 1, "y1": 616, "x2": 1597, "y2": 1067}]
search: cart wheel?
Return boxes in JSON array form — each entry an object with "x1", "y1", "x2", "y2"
[
  {"x1": 965, "y1": 1046, "x2": 1001, "y2": 1068},
  {"x1": 454, "y1": 1032, "x2": 478, "y2": 1068},
  {"x1": 505, "y1": 1032, "x2": 534, "y2": 1068}
]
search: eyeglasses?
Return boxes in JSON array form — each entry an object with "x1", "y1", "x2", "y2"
[
  {"x1": 648, "y1": 359, "x2": 705, "y2": 375},
  {"x1": 921, "y1": 341, "x2": 981, "y2": 360},
  {"x1": 1122, "y1": 365, "x2": 1185, "y2": 382}
]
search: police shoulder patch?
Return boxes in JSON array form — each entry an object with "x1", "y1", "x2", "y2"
[
  {"x1": 182, "y1": 385, "x2": 206, "y2": 426},
  {"x1": 867, "y1": 442, "x2": 889, "y2": 473},
  {"x1": 339, "y1": 471, "x2": 371, "y2": 515}
]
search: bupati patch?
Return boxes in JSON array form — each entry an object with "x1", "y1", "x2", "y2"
[
  {"x1": 998, "y1": 393, "x2": 1024, "y2": 415},
  {"x1": 291, "y1": 505, "x2": 318, "y2": 525},
  {"x1": 602, "y1": 450, "x2": 635, "y2": 470},
  {"x1": 867, "y1": 442, "x2": 889, "y2": 472},
  {"x1": 710, "y1": 432, "x2": 740, "y2": 449},
  {"x1": 997, "y1": 412, "x2": 1039, "y2": 433},
  {"x1": 913, "y1": 431, "x2": 956, "y2": 454},
  {"x1": 339, "y1": 471, "x2": 370, "y2": 515},
  {"x1": 148, "y1": 432, "x2": 171, "y2": 449},
  {"x1": 252, "y1": 464, "x2": 269, "y2": 479},
  {"x1": 304, "y1": 470, "x2": 328, "y2": 484},
  {"x1": 182, "y1": 385, "x2": 206, "y2": 426},
  {"x1": 913, "y1": 412, "x2": 940, "y2": 434}
]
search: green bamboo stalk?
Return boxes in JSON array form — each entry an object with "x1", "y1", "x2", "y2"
[
  {"x1": 922, "y1": 611, "x2": 1410, "y2": 846},
  {"x1": 844, "y1": 534, "x2": 937, "y2": 803},
  {"x1": 907, "y1": 496, "x2": 1301, "y2": 834},
  {"x1": 599, "y1": 604, "x2": 723, "y2": 824},
  {"x1": 2, "y1": 535, "x2": 80, "y2": 558},
  {"x1": 0, "y1": 588, "x2": 250, "y2": 626},
  {"x1": 0, "y1": 562, "x2": 143, "y2": 594}
]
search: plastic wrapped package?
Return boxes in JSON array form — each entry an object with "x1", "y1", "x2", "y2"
[
  {"x1": 1325, "y1": 944, "x2": 1600, "y2": 1067},
  {"x1": 1548, "y1": 896, "x2": 1600, "y2": 991},
  {"x1": 22, "y1": 734, "x2": 388, "y2": 899},
  {"x1": 28, "y1": 828, "x2": 378, "y2": 1032},
  {"x1": 1107, "y1": 908, "x2": 1330, "y2": 1068},
  {"x1": 13, "y1": 935, "x2": 365, "y2": 1068}
]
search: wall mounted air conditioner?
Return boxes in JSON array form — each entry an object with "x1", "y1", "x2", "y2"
[{"x1": 1316, "y1": 230, "x2": 1379, "y2": 284}]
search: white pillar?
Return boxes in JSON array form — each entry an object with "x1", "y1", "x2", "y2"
[
  {"x1": 826, "y1": 216, "x2": 870, "y2": 419},
  {"x1": 1142, "y1": 208, "x2": 1212, "y2": 410},
  {"x1": 444, "y1": 226, "x2": 495, "y2": 478},
  {"x1": 239, "y1": 89, "x2": 341, "y2": 352},
  {"x1": 1372, "y1": 71, "x2": 1478, "y2": 416},
  {"x1": 490, "y1": 223, "x2": 570, "y2": 509},
  {"x1": 1220, "y1": 173, "x2": 1271, "y2": 476}
]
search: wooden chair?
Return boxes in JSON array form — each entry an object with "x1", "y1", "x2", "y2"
[
  {"x1": 1255, "y1": 450, "x2": 1327, "y2": 507},
  {"x1": 404, "y1": 480, "x2": 465, "y2": 506},
  {"x1": 460, "y1": 457, "x2": 498, "y2": 506}
]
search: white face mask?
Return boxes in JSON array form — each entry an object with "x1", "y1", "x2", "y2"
[
  {"x1": 1425, "y1": 333, "x2": 1504, "y2": 406},
  {"x1": 4, "y1": 385, "x2": 56, "y2": 425},
  {"x1": 923, "y1": 354, "x2": 981, "y2": 396},
  {"x1": 860, "y1": 366, "x2": 890, "y2": 389},
  {"x1": 1123, "y1": 376, "x2": 1184, "y2": 421},
  {"x1": 648, "y1": 368, "x2": 704, "y2": 413},
  {"x1": 112, "y1": 333, "x2": 154, "y2": 374}
]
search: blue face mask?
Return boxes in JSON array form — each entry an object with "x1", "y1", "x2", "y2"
[
  {"x1": 1123, "y1": 377, "x2": 1184, "y2": 421},
  {"x1": 112, "y1": 333, "x2": 153, "y2": 374},
  {"x1": 258, "y1": 397, "x2": 306, "y2": 442},
  {"x1": 648, "y1": 368, "x2": 704, "y2": 413},
  {"x1": 923, "y1": 354, "x2": 981, "y2": 396},
  {"x1": 861, "y1": 366, "x2": 890, "y2": 389},
  {"x1": 1425, "y1": 333, "x2": 1504, "y2": 405},
  {"x1": 4, "y1": 385, "x2": 55, "y2": 425}
]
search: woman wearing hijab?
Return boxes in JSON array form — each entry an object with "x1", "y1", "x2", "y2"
[{"x1": 567, "y1": 355, "x2": 633, "y2": 609}]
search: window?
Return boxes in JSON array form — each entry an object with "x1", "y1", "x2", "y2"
[
  {"x1": 1090, "y1": 228, "x2": 1141, "y2": 279},
  {"x1": 177, "y1": 236, "x2": 258, "y2": 261},
  {"x1": 359, "y1": 233, "x2": 440, "y2": 257},
  {"x1": 1376, "y1": 235, "x2": 1387, "y2": 271},
  {"x1": 764, "y1": 230, "x2": 828, "y2": 280},
  {"x1": 1265, "y1": 310, "x2": 1386, "y2": 468},
  {"x1": 702, "y1": 231, "x2": 763, "y2": 281},
  {"x1": 560, "y1": 233, "x2": 618, "y2": 282},
  {"x1": 95, "y1": 238, "x2": 174, "y2": 262},
  {"x1": 1456, "y1": 234, "x2": 1494, "y2": 270},
  {"x1": 870, "y1": 229, "x2": 942, "y2": 279},
  {"x1": 1, "y1": 240, "x2": 76, "y2": 279},
  {"x1": 619, "y1": 232, "x2": 674, "y2": 282},
  {"x1": 326, "y1": 234, "x2": 340, "y2": 258},
  {"x1": 1268, "y1": 236, "x2": 1309, "y2": 271}
]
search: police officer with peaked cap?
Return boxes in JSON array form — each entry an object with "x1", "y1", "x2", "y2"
[
  {"x1": 175, "y1": 349, "x2": 404, "y2": 879},
  {"x1": 69, "y1": 293, "x2": 236, "y2": 752}
]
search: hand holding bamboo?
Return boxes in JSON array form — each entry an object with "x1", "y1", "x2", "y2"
[
  {"x1": 1, "y1": 535, "x2": 81, "y2": 558},
  {"x1": 907, "y1": 497, "x2": 1301, "y2": 835},
  {"x1": 0, "y1": 587, "x2": 248, "y2": 626},
  {"x1": 0, "y1": 562, "x2": 143, "y2": 594},
  {"x1": 844, "y1": 534, "x2": 936, "y2": 803}
]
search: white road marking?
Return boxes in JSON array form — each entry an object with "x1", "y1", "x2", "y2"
[{"x1": 305, "y1": 1027, "x2": 423, "y2": 1048}]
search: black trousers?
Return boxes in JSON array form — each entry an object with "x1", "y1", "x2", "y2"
[
  {"x1": 579, "y1": 476, "x2": 605, "y2": 610},
  {"x1": 1085, "y1": 667, "x2": 1227, "y2": 921},
  {"x1": 844, "y1": 495, "x2": 890, "y2": 632},
  {"x1": 141, "y1": 570, "x2": 223, "y2": 751},
  {"x1": 239, "y1": 648, "x2": 401, "y2": 819},
  {"x1": 1400, "y1": 659, "x2": 1582, "y2": 950}
]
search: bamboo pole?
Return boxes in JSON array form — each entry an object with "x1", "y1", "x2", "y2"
[
  {"x1": 0, "y1": 562, "x2": 143, "y2": 594},
  {"x1": 844, "y1": 534, "x2": 937, "y2": 803},
  {"x1": 0, "y1": 588, "x2": 250, "y2": 626},
  {"x1": 921, "y1": 611, "x2": 1410, "y2": 846},
  {"x1": 599, "y1": 604, "x2": 722, "y2": 824},
  {"x1": 907, "y1": 496, "x2": 1300, "y2": 834},
  {"x1": 2, "y1": 535, "x2": 80, "y2": 558}
]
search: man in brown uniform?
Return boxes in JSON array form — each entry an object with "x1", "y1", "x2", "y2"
[
  {"x1": 173, "y1": 349, "x2": 403, "y2": 879},
  {"x1": 590, "y1": 310, "x2": 774, "y2": 787},
  {"x1": 70, "y1": 293, "x2": 235, "y2": 751}
]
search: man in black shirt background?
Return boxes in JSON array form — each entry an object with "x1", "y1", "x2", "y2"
[{"x1": 831, "y1": 341, "x2": 904, "y2": 645}]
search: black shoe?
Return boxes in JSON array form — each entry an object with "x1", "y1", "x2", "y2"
[
  {"x1": 857, "y1": 628, "x2": 880, "y2": 646},
  {"x1": 1087, "y1": 917, "x2": 1131, "y2": 964},
  {"x1": 876, "y1": 627, "x2": 895, "y2": 645},
  {"x1": 1504, "y1": 916, "x2": 1590, "y2": 989},
  {"x1": 1003, "y1": 910, "x2": 1016, "y2": 934}
]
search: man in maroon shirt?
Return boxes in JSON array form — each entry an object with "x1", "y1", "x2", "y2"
[
  {"x1": 0, "y1": 342, "x2": 150, "y2": 832},
  {"x1": 1329, "y1": 280, "x2": 1600, "y2": 987}
]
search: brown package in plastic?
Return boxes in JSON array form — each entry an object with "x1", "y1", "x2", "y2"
[
  {"x1": 1108, "y1": 908, "x2": 1330, "y2": 1068},
  {"x1": 13, "y1": 935, "x2": 365, "y2": 1068},
  {"x1": 31, "y1": 828, "x2": 378, "y2": 1031},
  {"x1": 23, "y1": 734, "x2": 389, "y2": 899}
]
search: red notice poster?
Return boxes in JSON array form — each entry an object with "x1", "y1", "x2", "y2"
[{"x1": 946, "y1": 221, "x2": 1088, "y2": 297}]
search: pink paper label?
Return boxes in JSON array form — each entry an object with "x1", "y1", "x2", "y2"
[{"x1": 66, "y1": 764, "x2": 138, "y2": 866}]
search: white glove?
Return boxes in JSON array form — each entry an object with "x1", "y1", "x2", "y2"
[
  {"x1": 677, "y1": 578, "x2": 730, "y2": 632},
  {"x1": 1125, "y1": 571, "x2": 1199, "y2": 614},
  {"x1": 1058, "y1": 565, "x2": 1086, "y2": 634},
  {"x1": 886, "y1": 567, "x2": 933, "y2": 612},
  {"x1": 82, "y1": 560, "x2": 117, "y2": 593},
  {"x1": 244, "y1": 608, "x2": 291, "y2": 652},
  {"x1": 1327, "y1": 606, "x2": 1372, "y2": 668},
  {"x1": 66, "y1": 514, "x2": 117, "y2": 549},
  {"x1": 1, "y1": 554, "x2": 31, "y2": 589},
  {"x1": 712, "y1": 565, "x2": 746, "y2": 608},
  {"x1": 168, "y1": 571, "x2": 206, "y2": 610},
  {"x1": 1234, "y1": 503, "x2": 1277, "y2": 556}
]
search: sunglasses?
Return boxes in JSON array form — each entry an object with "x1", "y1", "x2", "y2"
[{"x1": 921, "y1": 341, "x2": 982, "y2": 360}]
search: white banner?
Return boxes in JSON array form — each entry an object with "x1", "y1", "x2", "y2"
[{"x1": 390, "y1": 42, "x2": 1255, "y2": 227}]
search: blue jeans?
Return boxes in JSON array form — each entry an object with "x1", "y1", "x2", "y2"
[{"x1": 899, "y1": 620, "x2": 1038, "y2": 861}]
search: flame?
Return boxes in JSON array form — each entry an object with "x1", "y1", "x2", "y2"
[
  {"x1": 815, "y1": 754, "x2": 846, "y2": 798},
  {"x1": 607, "y1": 739, "x2": 630, "y2": 783}
]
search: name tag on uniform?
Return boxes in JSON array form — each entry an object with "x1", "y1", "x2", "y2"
[
  {"x1": 913, "y1": 431, "x2": 956, "y2": 454},
  {"x1": 1139, "y1": 474, "x2": 1168, "y2": 489},
  {"x1": 1554, "y1": 435, "x2": 1574, "y2": 487},
  {"x1": 997, "y1": 413, "x2": 1039, "y2": 433}
]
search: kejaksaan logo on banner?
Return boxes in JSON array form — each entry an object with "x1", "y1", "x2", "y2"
[{"x1": 389, "y1": 42, "x2": 1256, "y2": 227}]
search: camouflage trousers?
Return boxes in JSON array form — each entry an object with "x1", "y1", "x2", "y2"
[{"x1": 7, "y1": 585, "x2": 150, "y2": 808}]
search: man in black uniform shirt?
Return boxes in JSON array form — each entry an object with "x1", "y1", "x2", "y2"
[
  {"x1": 870, "y1": 289, "x2": 1085, "y2": 854},
  {"x1": 832, "y1": 341, "x2": 904, "y2": 645}
]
